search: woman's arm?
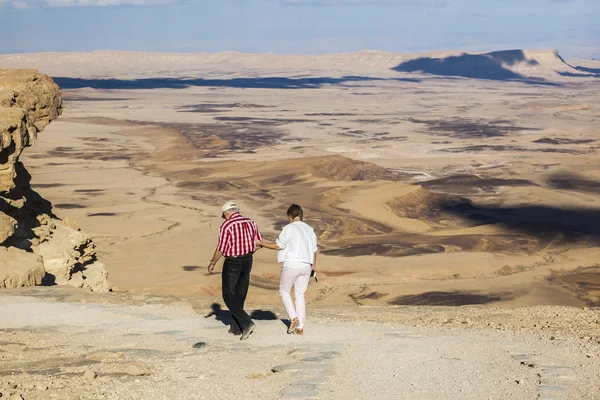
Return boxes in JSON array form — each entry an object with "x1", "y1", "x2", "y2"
[
  {"x1": 258, "y1": 240, "x2": 281, "y2": 251},
  {"x1": 258, "y1": 225, "x2": 290, "y2": 251}
]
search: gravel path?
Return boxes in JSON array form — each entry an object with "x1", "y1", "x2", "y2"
[{"x1": 0, "y1": 289, "x2": 598, "y2": 399}]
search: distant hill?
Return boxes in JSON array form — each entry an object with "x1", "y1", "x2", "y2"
[
  {"x1": 392, "y1": 49, "x2": 595, "y2": 82},
  {"x1": 0, "y1": 49, "x2": 597, "y2": 85}
]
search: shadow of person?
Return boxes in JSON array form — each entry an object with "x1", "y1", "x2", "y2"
[
  {"x1": 248, "y1": 310, "x2": 292, "y2": 330},
  {"x1": 250, "y1": 310, "x2": 278, "y2": 320},
  {"x1": 281, "y1": 318, "x2": 292, "y2": 329},
  {"x1": 204, "y1": 303, "x2": 233, "y2": 326}
]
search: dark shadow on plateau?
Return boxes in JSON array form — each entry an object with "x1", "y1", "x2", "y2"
[
  {"x1": 30, "y1": 183, "x2": 64, "y2": 188},
  {"x1": 182, "y1": 265, "x2": 202, "y2": 272},
  {"x1": 558, "y1": 71, "x2": 600, "y2": 78},
  {"x1": 86, "y1": 212, "x2": 117, "y2": 217},
  {"x1": 54, "y1": 203, "x2": 85, "y2": 209},
  {"x1": 408, "y1": 117, "x2": 541, "y2": 139},
  {"x1": 420, "y1": 174, "x2": 535, "y2": 195},
  {"x1": 533, "y1": 137, "x2": 595, "y2": 145},
  {"x1": 392, "y1": 49, "x2": 558, "y2": 85},
  {"x1": 389, "y1": 291, "x2": 509, "y2": 306},
  {"x1": 63, "y1": 96, "x2": 134, "y2": 102},
  {"x1": 546, "y1": 172, "x2": 600, "y2": 195},
  {"x1": 573, "y1": 65, "x2": 600, "y2": 74},
  {"x1": 559, "y1": 58, "x2": 600, "y2": 78},
  {"x1": 53, "y1": 75, "x2": 420, "y2": 90},
  {"x1": 439, "y1": 201, "x2": 600, "y2": 240},
  {"x1": 555, "y1": 55, "x2": 600, "y2": 78}
]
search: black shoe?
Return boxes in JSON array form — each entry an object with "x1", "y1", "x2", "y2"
[
  {"x1": 228, "y1": 326, "x2": 242, "y2": 336},
  {"x1": 240, "y1": 321, "x2": 255, "y2": 341}
]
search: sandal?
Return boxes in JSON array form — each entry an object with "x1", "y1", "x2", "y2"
[{"x1": 287, "y1": 318, "x2": 300, "y2": 334}]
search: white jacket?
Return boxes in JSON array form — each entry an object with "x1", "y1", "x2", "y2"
[{"x1": 276, "y1": 221, "x2": 318, "y2": 267}]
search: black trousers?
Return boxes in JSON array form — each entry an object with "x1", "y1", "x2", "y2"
[{"x1": 222, "y1": 254, "x2": 253, "y2": 332}]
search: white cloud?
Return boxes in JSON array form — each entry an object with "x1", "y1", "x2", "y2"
[
  {"x1": 279, "y1": 0, "x2": 448, "y2": 5},
  {"x1": 0, "y1": 0, "x2": 463, "y2": 9},
  {"x1": 1, "y1": 0, "x2": 180, "y2": 7},
  {"x1": 12, "y1": 0, "x2": 32, "y2": 7},
  {"x1": 46, "y1": 0, "x2": 178, "y2": 5}
]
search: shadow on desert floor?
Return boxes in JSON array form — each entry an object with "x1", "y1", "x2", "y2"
[
  {"x1": 204, "y1": 303, "x2": 280, "y2": 326},
  {"x1": 53, "y1": 75, "x2": 420, "y2": 90},
  {"x1": 392, "y1": 50, "x2": 560, "y2": 86},
  {"x1": 440, "y1": 201, "x2": 600, "y2": 241},
  {"x1": 389, "y1": 291, "x2": 513, "y2": 306},
  {"x1": 546, "y1": 172, "x2": 600, "y2": 195}
]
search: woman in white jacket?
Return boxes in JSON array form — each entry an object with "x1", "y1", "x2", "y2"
[{"x1": 258, "y1": 204, "x2": 318, "y2": 335}]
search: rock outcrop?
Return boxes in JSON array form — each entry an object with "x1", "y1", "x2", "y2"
[
  {"x1": 0, "y1": 247, "x2": 45, "y2": 289},
  {"x1": 0, "y1": 68, "x2": 109, "y2": 292}
]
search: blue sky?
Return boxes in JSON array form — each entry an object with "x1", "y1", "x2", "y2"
[{"x1": 0, "y1": 0, "x2": 598, "y2": 58}]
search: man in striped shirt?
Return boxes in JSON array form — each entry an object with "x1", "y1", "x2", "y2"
[{"x1": 208, "y1": 200, "x2": 262, "y2": 340}]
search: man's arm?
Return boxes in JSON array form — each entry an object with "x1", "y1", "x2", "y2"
[
  {"x1": 312, "y1": 252, "x2": 317, "y2": 271},
  {"x1": 209, "y1": 225, "x2": 228, "y2": 274},
  {"x1": 208, "y1": 250, "x2": 223, "y2": 274}
]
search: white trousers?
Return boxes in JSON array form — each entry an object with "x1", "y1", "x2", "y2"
[{"x1": 279, "y1": 265, "x2": 312, "y2": 329}]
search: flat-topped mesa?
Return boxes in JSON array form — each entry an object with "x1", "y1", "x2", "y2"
[
  {"x1": 392, "y1": 49, "x2": 582, "y2": 81},
  {"x1": 0, "y1": 48, "x2": 590, "y2": 84},
  {"x1": 0, "y1": 68, "x2": 109, "y2": 292}
]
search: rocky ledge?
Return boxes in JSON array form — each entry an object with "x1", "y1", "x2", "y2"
[{"x1": 0, "y1": 68, "x2": 109, "y2": 292}]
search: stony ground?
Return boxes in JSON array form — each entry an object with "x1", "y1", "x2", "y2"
[{"x1": 1, "y1": 287, "x2": 598, "y2": 400}]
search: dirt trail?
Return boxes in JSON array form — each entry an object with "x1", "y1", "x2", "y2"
[{"x1": 1, "y1": 288, "x2": 599, "y2": 399}]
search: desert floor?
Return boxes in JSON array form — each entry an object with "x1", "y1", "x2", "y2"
[
  {"x1": 0, "y1": 50, "x2": 599, "y2": 398},
  {"x1": 2, "y1": 50, "x2": 598, "y2": 308}
]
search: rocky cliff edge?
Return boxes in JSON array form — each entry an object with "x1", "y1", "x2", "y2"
[{"x1": 0, "y1": 68, "x2": 109, "y2": 292}]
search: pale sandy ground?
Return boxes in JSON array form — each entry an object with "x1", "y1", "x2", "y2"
[{"x1": 1, "y1": 288, "x2": 599, "y2": 400}]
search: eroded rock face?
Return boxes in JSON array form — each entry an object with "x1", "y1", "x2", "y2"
[
  {"x1": 0, "y1": 69, "x2": 62, "y2": 193},
  {"x1": 0, "y1": 68, "x2": 109, "y2": 292},
  {"x1": 0, "y1": 246, "x2": 45, "y2": 288}
]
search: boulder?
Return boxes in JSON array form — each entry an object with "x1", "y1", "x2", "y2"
[
  {"x1": 0, "y1": 212, "x2": 17, "y2": 244},
  {"x1": 0, "y1": 247, "x2": 45, "y2": 289},
  {"x1": 32, "y1": 224, "x2": 99, "y2": 284},
  {"x1": 62, "y1": 216, "x2": 80, "y2": 231}
]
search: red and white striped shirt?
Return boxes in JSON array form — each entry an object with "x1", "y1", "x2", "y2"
[{"x1": 217, "y1": 212, "x2": 262, "y2": 257}]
